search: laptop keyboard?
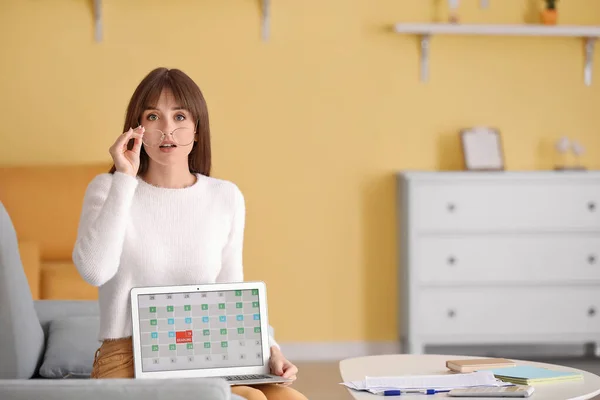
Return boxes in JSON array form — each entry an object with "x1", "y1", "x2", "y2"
[{"x1": 221, "y1": 375, "x2": 273, "y2": 381}]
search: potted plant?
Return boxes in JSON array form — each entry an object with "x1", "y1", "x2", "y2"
[{"x1": 541, "y1": 0, "x2": 558, "y2": 25}]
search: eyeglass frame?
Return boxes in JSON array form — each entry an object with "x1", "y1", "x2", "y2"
[{"x1": 137, "y1": 120, "x2": 199, "y2": 148}]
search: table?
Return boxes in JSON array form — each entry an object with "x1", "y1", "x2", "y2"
[{"x1": 339, "y1": 354, "x2": 600, "y2": 399}]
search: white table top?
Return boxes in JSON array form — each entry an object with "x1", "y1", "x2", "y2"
[{"x1": 339, "y1": 354, "x2": 600, "y2": 400}]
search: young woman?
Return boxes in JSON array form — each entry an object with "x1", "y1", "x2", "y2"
[{"x1": 73, "y1": 67, "x2": 307, "y2": 400}]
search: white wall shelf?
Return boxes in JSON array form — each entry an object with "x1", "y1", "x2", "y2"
[{"x1": 393, "y1": 23, "x2": 600, "y2": 86}]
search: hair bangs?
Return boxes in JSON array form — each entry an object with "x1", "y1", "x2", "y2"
[{"x1": 142, "y1": 71, "x2": 199, "y2": 123}]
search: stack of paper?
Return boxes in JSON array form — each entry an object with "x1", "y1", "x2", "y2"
[
  {"x1": 341, "y1": 370, "x2": 512, "y2": 394},
  {"x1": 489, "y1": 366, "x2": 584, "y2": 385}
]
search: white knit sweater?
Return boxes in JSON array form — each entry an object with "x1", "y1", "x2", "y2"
[{"x1": 72, "y1": 172, "x2": 276, "y2": 347}]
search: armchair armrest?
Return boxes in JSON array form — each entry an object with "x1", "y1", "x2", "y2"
[{"x1": 0, "y1": 378, "x2": 232, "y2": 400}]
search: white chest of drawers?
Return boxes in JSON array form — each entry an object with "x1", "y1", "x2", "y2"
[{"x1": 396, "y1": 171, "x2": 600, "y2": 354}]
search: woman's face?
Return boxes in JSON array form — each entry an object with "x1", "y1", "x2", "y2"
[{"x1": 140, "y1": 89, "x2": 196, "y2": 167}]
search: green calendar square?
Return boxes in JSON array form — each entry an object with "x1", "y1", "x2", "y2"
[
  {"x1": 252, "y1": 302, "x2": 259, "y2": 308},
  {"x1": 202, "y1": 304, "x2": 208, "y2": 310},
  {"x1": 220, "y1": 328, "x2": 227, "y2": 335},
  {"x1": 235, "y1": 290, "x2": 242, "y2": 296},
  {"x1": 150, "y1": 319, "x2": 157, "y2": 326},
  {"x1": 149, "y1": 307, "x2": 156, "y2": 313},
  {"x1": 254, "y1": 327, "x2": 261, "y2": 333},
  {"x1": 238, "y1": 328, "x2": 244, "y2": 334},
  {"x1": 169, "y1": 344, "x2": 176, "y2": 351},
  {"x1": 167, "y1": 306, "x2": 174, "y2": 312},
  {"x1": 236, "y1": 302, "x2": 243, "y2": 309},
  {"x1": 252, "y1": 289, "x2": 259, "y2": 296},
  {"x1": 218, "y1": 303, "x2": 225, "y2": 310},
  {"x1": 184, "y1": 305, "x2": 191, "y2": 311},
  {"x1": 203, "y1": 329, "x2": 210, "y2": 336},
  {"x1": 187, "y1": 343, "x2": 193, "y2": 350},
  {"x1": 152, "y1": 345, "x2": 159, "y2": 352},
  {"x1": 204, "y1": 342, "x2": 211, "y2": 349},
  {"x1": 221, "y1": 341, "x2": 228, "y2": 348}
]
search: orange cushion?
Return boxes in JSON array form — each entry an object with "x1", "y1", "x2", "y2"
[
  {"x1": 0, "y1": 164, "x2": 110, "y2": 262},
  {"x1": 41, "y1": 262, "x2": 98, "y2": 300}
]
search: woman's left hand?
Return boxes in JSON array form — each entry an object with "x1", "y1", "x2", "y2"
[{"x1": 269, "y1": 346, "x2": 298, "y2": 385}]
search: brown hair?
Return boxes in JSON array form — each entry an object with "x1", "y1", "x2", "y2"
[{"x1": 109, "y1": 67, "x2": 211, "y2": 176}]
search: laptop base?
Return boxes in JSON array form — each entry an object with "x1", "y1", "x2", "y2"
[{"x1": 220, "y1": 374, "x2": 293, "y2": 386}]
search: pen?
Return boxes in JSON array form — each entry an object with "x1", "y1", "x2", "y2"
[{"x1": 379, "y1": 389, "x2": 451, "y2": 396}]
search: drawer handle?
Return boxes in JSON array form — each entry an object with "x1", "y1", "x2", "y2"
[
  {"x1": 588, "y1": 202, "x2": 596, "y2": 212},
  {"x1": 447, "y1": 256, "x2": 457, "y2": 265},
  {"x1": 447, "y1": 309, "x2": 456, "y2": 318},
  {"x1": 589, "y1": 307, "x2": 597, "y2": 317},
  {"x1": 447, "y1": 203, "x2": 456, "y2": 213},
  {"x1": 589, "y1": 255, "x2": 597, "y2": 265}
]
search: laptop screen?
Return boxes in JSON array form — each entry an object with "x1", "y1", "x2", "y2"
[{"x1": 136, "y1": 289, "x2": 264, "y2": 373}]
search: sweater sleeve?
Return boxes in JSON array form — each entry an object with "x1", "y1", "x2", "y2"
[
  {"x1": 268, "y1": 326, "x2": 280, "y2": 350},
  {"x1": 72, "y1": 172, "x2": 139, "y2": 287},
  {"x1": 216, "y1": 184, "x2": 245, "y2": 283}
]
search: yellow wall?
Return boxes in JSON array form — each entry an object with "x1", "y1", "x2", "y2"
[{"x1": 1, "y1": 0, "x2": 600, "y2": 342}]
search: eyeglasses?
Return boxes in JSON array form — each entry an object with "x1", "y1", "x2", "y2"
[{"x1": 142, "y1": 127, "x2": 196, "y2": 148}]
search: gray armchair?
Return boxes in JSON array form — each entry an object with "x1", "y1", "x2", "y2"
[{"x1": 0, "y1": 201, "x2": 237, "y2": 400}]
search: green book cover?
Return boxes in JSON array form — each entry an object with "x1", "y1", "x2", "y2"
[{"x1": 489, "y1": 366, "x2": 583, "y2": 384}]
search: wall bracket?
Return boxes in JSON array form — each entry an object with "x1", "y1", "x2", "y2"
[
  {"x1": 94, "y1": 0, "x2": 102, "y2": 42},
  {"x1": 585, "y1": 37, "x2": 596, "y2": 86},
  {"x1": 262, "y1": 0, "x2": 270, "y2": 41},
  {"x1": 420, "y1": 34, "x2": 431, "y2": 82}
]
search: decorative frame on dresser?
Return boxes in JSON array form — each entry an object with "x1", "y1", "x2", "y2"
[{"x1": 396, "y1": 171, "x2": 600, "y2": 355}]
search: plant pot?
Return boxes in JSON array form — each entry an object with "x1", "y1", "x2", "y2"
[{"x1": 541, "y1": 8, "x2": 557, "y2": 25}]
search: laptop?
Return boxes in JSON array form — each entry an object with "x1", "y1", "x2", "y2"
[{"x1": 130, "y1": 281, "x2": 292, "y2": 385}]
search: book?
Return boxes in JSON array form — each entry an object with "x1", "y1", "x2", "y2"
[
  {"x1": 489, "y1": 366, "x2": 584, "y2": 385},
  {"x1": 446, "y1": 358, "x2": 516, "y2": 373}
]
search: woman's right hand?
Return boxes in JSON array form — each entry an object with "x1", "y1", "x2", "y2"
[{"x1": 109, "y1": 126, "x2": 145, "y2": 177}]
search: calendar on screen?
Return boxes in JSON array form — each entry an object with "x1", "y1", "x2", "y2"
[{"x1": 137, "y1": 289, "x2": 264, "y2": 372}]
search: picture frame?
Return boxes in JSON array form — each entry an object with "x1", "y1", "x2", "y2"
[{"x1": 460, "y1": 127, "x2": 505, "y2": 171}]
